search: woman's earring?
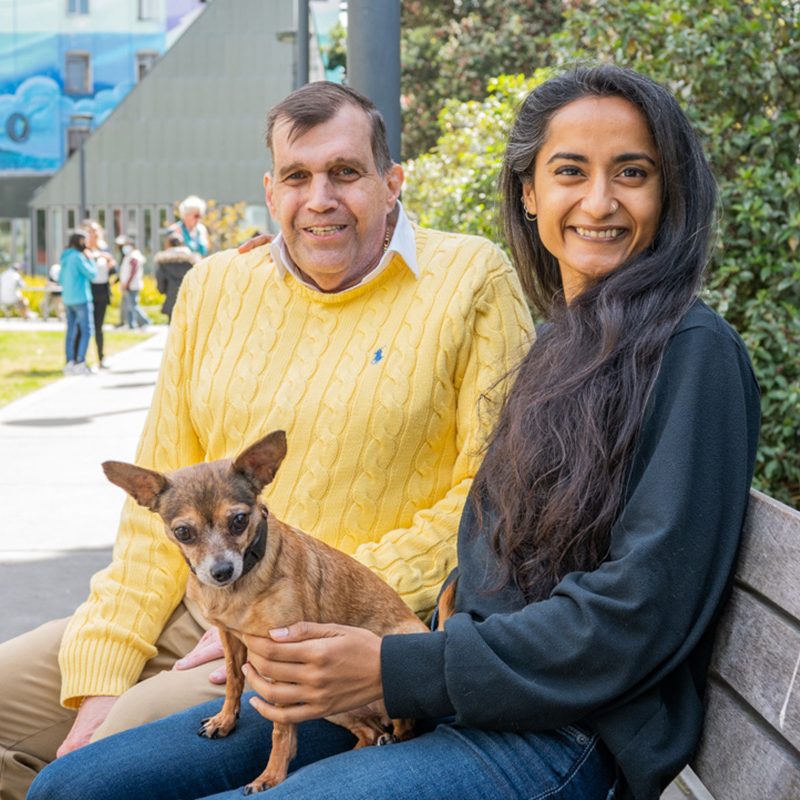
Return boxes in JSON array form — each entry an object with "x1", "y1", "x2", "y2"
[{"x1": 521, "y1": 199, "x2": 537, "y2": 222}]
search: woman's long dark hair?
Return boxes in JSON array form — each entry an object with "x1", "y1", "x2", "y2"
[{"x1": 474, "y1": 65, "x2": 717, "y2": 602}]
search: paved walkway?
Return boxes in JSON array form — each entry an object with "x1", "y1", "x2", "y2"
[{"x1": 0, "y1": 319, "x2": 168, "y2": 642}]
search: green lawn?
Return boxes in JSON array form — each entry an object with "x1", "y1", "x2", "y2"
[{"x1": 0, "y1": 329, "x2": 151, "y2": 407}]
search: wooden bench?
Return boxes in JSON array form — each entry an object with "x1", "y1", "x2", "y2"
[{"x1": 687, "y1": 489, "x2": 800, "y2": 799}]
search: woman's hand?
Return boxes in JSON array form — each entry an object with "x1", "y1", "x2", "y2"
[
  {"x1": 237, "y1": 233, "x2": 273, "y2": 253},
  {"x1": 242, "y1": 622, "x2": 384, "y2": 724}
]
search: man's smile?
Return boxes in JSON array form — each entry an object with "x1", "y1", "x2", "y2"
[{"x1": 303, "y1": 224, "x2": 347, "y2": 237}]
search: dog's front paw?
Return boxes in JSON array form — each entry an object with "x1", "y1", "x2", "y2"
[
  {"x1": 243, "y1": 763, "x2": 288, "y2": 794},
  {"x1": 198, "y1": 711, "x2": 238, "y2": 739},
  {"x1": 242, "y1": 782, "x2": 269, "y2": 795}
]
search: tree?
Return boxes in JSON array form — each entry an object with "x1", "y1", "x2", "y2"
[
  {"x1": 403, "y1": 74, "x2": 542, "y2": 240},
  {"x1": 400, "y1": 0, "x2": 563, "y2": 158}
]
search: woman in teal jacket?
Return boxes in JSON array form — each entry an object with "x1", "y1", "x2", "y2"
[{"x1": 59, "y1": 230, "x2": 97, "y2": 374}]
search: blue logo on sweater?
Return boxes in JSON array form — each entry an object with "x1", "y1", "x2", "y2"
[{"x1": 371, "y1": 348, "x2": 384, "y2": 364}]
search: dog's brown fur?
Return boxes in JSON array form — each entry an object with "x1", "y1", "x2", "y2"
[{"x1": 103, "y1": 430, "x2": 427, "y2": 794}]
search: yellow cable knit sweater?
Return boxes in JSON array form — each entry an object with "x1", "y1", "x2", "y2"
[{"x1": 58, "y1": 226, "x2": 533, "y2": 707}]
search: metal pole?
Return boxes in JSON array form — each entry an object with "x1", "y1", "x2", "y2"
[
  {"x1": 347, "y1": 0, "x2": 402, "y2": 162},
  {"x1": 79, "y1": 142, "x2": 87, "y2": 221},
  {"x1": 297, "y1": 0, "x2": 309, "y2": 87}
]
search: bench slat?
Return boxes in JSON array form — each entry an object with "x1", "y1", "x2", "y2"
[
  {"x1": 708, "y1": 587, "x2": 800, "y2": 749},
  {"x1": 736, "y1": 490, "x2": 800, "y2": 621},
  {"x1": 693, "y1": 682, "x2": 800, "y2": 800}
]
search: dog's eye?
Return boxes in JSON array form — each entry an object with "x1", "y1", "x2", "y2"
[
  {"x1": 229, "y1": 512, "x2": 250, "y2": 535},
  {"x1": 173, "y1": 525, "x2": 194, "y2": 543}
]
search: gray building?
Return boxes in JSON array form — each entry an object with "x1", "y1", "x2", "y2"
[{"x1": 27, "y1": 0, "x2": 332, "y2": 270}]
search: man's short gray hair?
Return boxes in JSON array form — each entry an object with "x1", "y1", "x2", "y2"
[{"x1": 266, "y1": 82, "x2": 393, "y2": 175}]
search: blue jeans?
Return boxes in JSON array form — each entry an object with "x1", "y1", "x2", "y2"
[
  {"x1": 65, "y1": 302, "x2": 94, "y2": 364},
  {"x1": 123, "y1": 289, "x2": 149, "y2": 328},
  {"x1": 27, "y1": 693, "x2": 619, "y2": 800}
]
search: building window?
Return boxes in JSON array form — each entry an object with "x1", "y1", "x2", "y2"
[
  {"x1": 138, "y1": 0, "x2": 158, "y2": 20},
  {"x1": 65, "y1": 52, "x2": 91, "y2": 95},
  {"x1": 112, "y1": 208, "x2": 123, "y2": 241},
  {"x1": 66, "y1": 127, "x2": 84, "y2": 158},
  {"x1": 35, "y1": 209, "x2": 47, "y2": 268},
  {"x1": 67, "y1": 0, "x2": 89, "y2": 14},
  {"x1": 144, "y1": 207, "x2": 153, "y2": 255},
  {"x1": 136, "y1": 51, "x2": 159, "y2": 81}
]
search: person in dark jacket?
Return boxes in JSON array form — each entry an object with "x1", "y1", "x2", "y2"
[
  {"x1": 155, "y1": 232, "x2": 199, "y2": 321},
  {"x1": 26, "y1": 66, "x2": 760, "y2": 800}
]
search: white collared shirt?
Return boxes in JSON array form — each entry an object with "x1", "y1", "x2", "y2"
[{"x1": 269, "y1": 202, "x2": 419, "y2": 293}]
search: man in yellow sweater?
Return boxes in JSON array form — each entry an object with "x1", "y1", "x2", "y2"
[{"x1": 0, "y1": 83, "x2": 532, "y2": 798}]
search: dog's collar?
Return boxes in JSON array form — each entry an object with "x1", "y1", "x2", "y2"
[{"x1": 241, "y1": 515, "x2": 268, "y2": 578}]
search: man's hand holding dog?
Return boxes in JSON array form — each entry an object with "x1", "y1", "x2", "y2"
[
  {"x1": 242, "y1": 623, "x2": 384, "y2": 723},
  {"x1": 174, "y1": 627, "x2": 227, "y2": 684}
]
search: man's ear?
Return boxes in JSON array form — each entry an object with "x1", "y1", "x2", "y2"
[
  {"x1": 264, "y1": 172, "x2": 275, "y2": 216},
  {"x1": 102, "y1": 462, "x2": 169, "y2": 511},
  {"x1": 232, "y1": 430, "x2": 288, "y2": 490},
  {"x1": 385, "y1": 164, "x2": 404, "y2": 210}
]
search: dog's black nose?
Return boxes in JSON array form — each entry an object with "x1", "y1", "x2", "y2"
[{"x1": 210, "y1": 562, "x2": 234, "y2": 583}]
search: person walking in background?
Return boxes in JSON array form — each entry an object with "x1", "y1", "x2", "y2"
[
  {"x1": 155, "y1": 232, "x2": 199, "y2": 322},
  {"x1": 168, "y1": 195, "x2": 209, "y2": 257},
  {"x1": 117, "y1": 236, "x2": 149, "y2": 329},
  {"x1": 59, "y1": 230, "x2": 96, "y2": 375},
  {"x1": 83, "y1": 220, "x2": 116, "y2": 368}
]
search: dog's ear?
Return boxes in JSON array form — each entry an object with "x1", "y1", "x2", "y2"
[
  {"x1": 232, "y1": 430, "x2": 287, "y2": 489},
  {"x1": 102, "y1": 461, "x2": 169, "y2": 511}
]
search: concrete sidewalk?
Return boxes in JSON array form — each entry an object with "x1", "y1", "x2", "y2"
[{"x1": 0, "y1": 321, "x2": 168, "y2": 642}]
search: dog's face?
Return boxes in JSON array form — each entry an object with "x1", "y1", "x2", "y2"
[{"x1": 103, "y1": 430, "x2": 287, "y2": 588}]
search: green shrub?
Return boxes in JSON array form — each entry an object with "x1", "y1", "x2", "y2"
[
  {"x1": 400, "y1": 1, "x2": 562, "y2": 158},
  {"x1": 403, "y1": 0, "x2": 799, "y2": 505},
  {"x1": 404, "y1": 73, "x2": 544, "y2": 240}
]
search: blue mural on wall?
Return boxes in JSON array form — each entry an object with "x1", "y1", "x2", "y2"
[
  {"x1": 0, "y1": 31, "x2": 167, "y2": 173},
  {"x1": 0, "y1": 1, "x2": 201, "y2": 176}
]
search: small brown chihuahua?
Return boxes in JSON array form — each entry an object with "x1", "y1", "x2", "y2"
[{"x1": 103, "y1": 430, "x2": 428, "y2": 794}]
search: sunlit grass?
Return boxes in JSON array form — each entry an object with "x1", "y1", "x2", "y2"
[{"x1": 0, "y1": 328, "x2": 152, "y2": 407}]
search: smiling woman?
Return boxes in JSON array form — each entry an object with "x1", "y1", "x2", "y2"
[{"x1": 521, "y1": 96, "x2": 662, "y2": 301}]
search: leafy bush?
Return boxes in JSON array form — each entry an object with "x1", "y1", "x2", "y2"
[
  {"x1": 400, "y1": 0, "x2": 562, "y2": 158},
  {"x1": 403, "y1": 0, "x2": 799, "y2": 505},
  {"x1": 404, "y1": 74, "x2": 544, "y2": 240}
]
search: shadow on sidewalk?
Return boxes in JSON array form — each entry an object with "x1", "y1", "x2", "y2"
[
  {"x1": 3, "y1": 407, "x2": 152, "y2": 427},
  {"x1": 0, "y1": 547, "x2": 112, "y2": 642}
]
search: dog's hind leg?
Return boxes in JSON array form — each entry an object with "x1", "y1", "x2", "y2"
[{"x1": 198, "y1": 630, "x2": 247, "y2": 739}]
